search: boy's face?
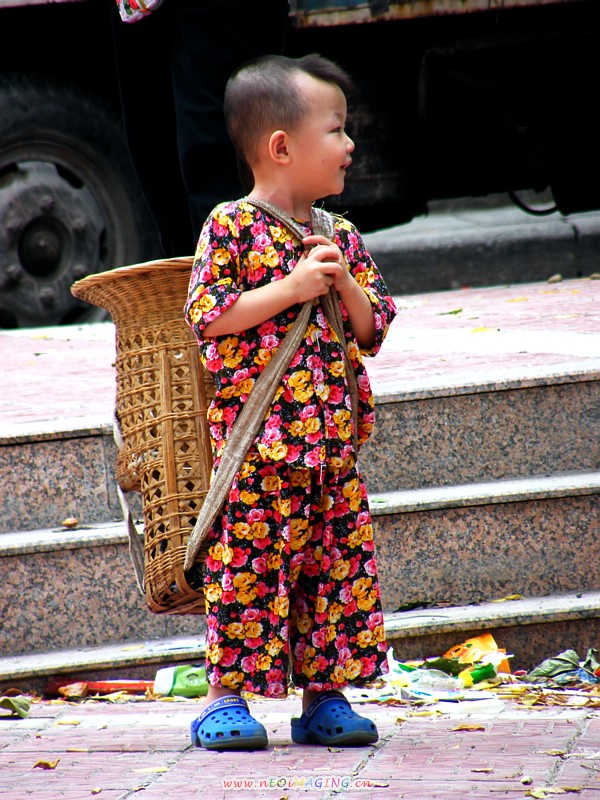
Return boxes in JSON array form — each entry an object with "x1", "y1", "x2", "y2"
[{"x1": 287, "y1": 73, "x2": 354, "y2": 203}]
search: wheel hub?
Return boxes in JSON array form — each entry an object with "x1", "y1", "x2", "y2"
[{"x1": 0, "y1": 160, "x2": 105, "y2": 326}]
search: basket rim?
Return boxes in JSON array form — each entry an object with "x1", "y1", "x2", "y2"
[{"x1": 72, "y1": 256, "x2": 195, "y2": 297}]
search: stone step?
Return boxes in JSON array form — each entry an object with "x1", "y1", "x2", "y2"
[
  {"x1": 2, "y1": 365, "x2": 598, "y2": 534},
  {"x1": 2, "y1": 472, "x2": 597, "y2": 658},
  {"x1": 362, "y1": 371, "x2": 599, "y2": 494},
  {"x1": 373, "y1": 470, "x2": 600, "y2": 611},
  {"x1": 3, "y1": 590, "x2": 600, "y2": 694},
  {"x1": 0, "y1": 520, "x2": 204, "y2": 659},
  {"x1": 0, "y1": 424, "x2": 122, "y2": 535},
  {"x1": 366, "y1": 199, "x2": 600, "y2": 296},
  {"x1": 3, "y1": 278, "x2": 598, "y2": 534}
]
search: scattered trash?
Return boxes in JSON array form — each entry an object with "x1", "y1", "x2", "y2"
[
  {"x1": 153, "y1": 665, "x2": 208, "y2": 698},
  {"x1": 46, "y1": 679, "x2": 155, "y2": 699},
  {"x1": 371, "y1": 633, "x2": 513, "y2": 704},
  {"x1": 526, "y1": 649, "x2": 600, "y2": 686}
]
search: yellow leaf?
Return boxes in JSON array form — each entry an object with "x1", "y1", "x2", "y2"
[
  {"x1": 526, "y1": 790, "x2": 547, "y2": 799},
  {"x1": 408, "y1": 710, "x2": 442, "y2": 717},
  {"x1": 452, "y1": 724, "x2": 486, "y2": 732},
  {"x1": 471, "y1": 326, "x2": 493, "y2": 333},
  {"x1": 133, "y1": 766, "x2": 170, "y2": 774},
  {"x1": 91, "y1": 790, "x2": 102, "y2": 796},
  {"x1": 56, "y1": 718, "x2": 81, "y2": 726},
  {"x1": 521, "y1": 693, "x2": 541, "y2": 707},
  {"x1": 472, "y1": 768, "x2": 494, "y2": 773},
  {"x1": 492, "y1": 594, "x2": 523, "y2": 602},
  {"x1": 506, "y1": 296, "x2": 530, "y2": 302},
  {"x1": 33, "y1": 759, "x2": 60, "y2": 770}
]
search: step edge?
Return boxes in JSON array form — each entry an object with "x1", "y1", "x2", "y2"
[
  {"x1": 0, "y1": 418, "x2": 113, "y2": 447},
  {"x1": 385, "y1": 591, "x2": 600, "y2": 640},
  {"x1": 3, "y1": 471, "x2": 597, "y2": 555},
  {"x1": 373, "y1": 363, "x2": 600, "y2": 405},
  {"x1": 0, "y1": 521, "x2": 131, "y2": 557},
  {"x1": 370, "y1": 471, "x2": 600, "y2": 515},
  {"x1": 0, "y1": 636, "x2": 206, "y2": 682},
  {"x1": 3, "y1": 591, "x2": 599, "y2": 682},
  {"x1": 2, "y1": 366, "x2": 598, "y2": 447}
]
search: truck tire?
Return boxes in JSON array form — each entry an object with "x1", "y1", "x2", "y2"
[{"x1": 0, "y1": 75, "x2": 160, "y2": 328}]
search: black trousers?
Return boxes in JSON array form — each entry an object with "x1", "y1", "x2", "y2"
[{"x1": 109, "y1": 0, "x2": 290, "y2": 256}]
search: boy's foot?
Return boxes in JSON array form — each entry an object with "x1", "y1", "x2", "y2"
[
  {"x1": 190, "y1": 695, "x2": 268, "y2": 751},
  {"x1": 291, "y1": 690, "x2": 378, "y2": 746}
]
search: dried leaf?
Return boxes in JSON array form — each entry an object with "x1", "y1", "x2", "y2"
[
  {"x1": 33, "y1": 759, "x2": 60, "y2": 770},
  {"x1": 452, "y1": 724, "x2": 486, "y2": 732},
  {"x1": 61, "y1": 517, "x2": 79, "y2": 529},
  {"x1": 472, "y1": 767, "x2": 494, "y2": 774},
  {"x1": 492, "y1": 594, "x2": 523, "y2": 602},
  {"x1": 133, "y1": 766, "x2": 170, "y2": 774},
  {"x1": 91, "y1": 790, "x2": 102, "y2": 796},
  {"x1": 520, "y1": 693, "x2": 542, "y2": 707},
  {"x1": 58, "y1": 682, "x2": 88, "y2": 699},
  {"x1": 56, "y1": 718, "x2": 81, "y2": 726}
]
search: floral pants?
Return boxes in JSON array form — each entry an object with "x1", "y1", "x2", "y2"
[{"x1": 203, "y1": 451, "x2": 388, "y2": 697}]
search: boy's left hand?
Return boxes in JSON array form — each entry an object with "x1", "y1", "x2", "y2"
[{"x1": 302, "y1": 234, "x2": 351, "y2": 294}]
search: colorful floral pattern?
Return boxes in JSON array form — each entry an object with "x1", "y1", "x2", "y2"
[
  {"x1": 184, "y1": 199, "x2": 397, "y2": 695},
  {"x1": 185, "y1": 200, "x2": 397, "y2": 470},
  {"x1": 203, "y1": 451, "x2": 388, "y2": 695}
]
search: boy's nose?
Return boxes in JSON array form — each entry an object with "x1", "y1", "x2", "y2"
[{"x1": 346, "y1": 133, "x2": 355, "y2": 153}]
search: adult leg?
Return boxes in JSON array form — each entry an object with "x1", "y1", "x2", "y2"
[
  {"x1": 171, "y1": 0, "x2": 290, "y2": 241},
  {"x1": 107, "y1": 1, "x2": 194, "y2": 256}
]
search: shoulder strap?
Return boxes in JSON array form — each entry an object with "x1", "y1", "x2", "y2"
[{"x1": 184, "y1": 199, "x2": 357, "y2": 572}]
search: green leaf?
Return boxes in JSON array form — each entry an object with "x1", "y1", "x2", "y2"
[
  {"x1": 0, "y1": 695, "x2": 31, "y2": 718},
  {"x1": 437, "y1": 308, "x2": 463, "y2": 315}
]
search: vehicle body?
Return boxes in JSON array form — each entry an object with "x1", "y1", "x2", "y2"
[{"x1": 0, "y1": 0, "x2": 597, "y2": 326}]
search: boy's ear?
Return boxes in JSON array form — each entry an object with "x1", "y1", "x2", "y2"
[{"x1": 268, "y1": 130, "x2": 290, "y2": 164}]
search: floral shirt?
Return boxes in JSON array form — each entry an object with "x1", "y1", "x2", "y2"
[{"x1": 184, "y1": 199, "x2": 397, "y2": 470}]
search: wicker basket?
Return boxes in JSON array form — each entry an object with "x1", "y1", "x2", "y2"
[{"x1": 72, "y1": 258, "x2": 214, "y2": 615}]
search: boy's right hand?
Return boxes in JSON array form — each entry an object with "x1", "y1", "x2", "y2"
[{"x1": 286, "y1": 242, "x2": 344, "y2": 303}]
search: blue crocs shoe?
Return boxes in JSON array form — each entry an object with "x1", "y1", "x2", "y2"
[
  {"x1": 190, "y1": 695, "x2": 268, "y2": 751},
  {"x1": 291, "y1": 690, "x2": 378, "y2": 746}
]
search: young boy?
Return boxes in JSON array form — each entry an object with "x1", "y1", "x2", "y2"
[{"x1": 184, "y1": 53, "x2": 397, "y2": 750}]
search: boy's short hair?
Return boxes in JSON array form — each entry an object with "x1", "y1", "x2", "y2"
[{"x1": 224, "y1": 53, "x2": 354, "y2": 175}]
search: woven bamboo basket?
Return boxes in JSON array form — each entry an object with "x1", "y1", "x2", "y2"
[{"x1": 71, "y1": 258, "x2": 214, "y2": 615}]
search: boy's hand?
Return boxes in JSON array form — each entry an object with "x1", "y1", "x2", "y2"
[{"x1": 287, "y1": 235, "x2": 350, "y2": 302}]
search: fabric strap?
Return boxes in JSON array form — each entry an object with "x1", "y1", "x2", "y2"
[{"x1": 184, "y1": 200, "x2": 359, "y2": 570}]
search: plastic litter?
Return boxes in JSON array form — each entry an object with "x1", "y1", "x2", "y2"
[{"x1": 154, "y1": 664, "x2": 208, "y2": 698}]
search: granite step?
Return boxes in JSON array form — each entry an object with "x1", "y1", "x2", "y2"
[
  {"x1": 2, "y1": 366, "x2": 598, "y2": 534},
  {"x1": 2, "y1": 471, "x2": 597, "y2": 659},
  {"x1": 3, "y1": 590, "x2": 600, "y2": 694}
]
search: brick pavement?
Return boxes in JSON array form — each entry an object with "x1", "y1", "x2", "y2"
[{"x1": 2, "y1": 693, "x2": 600, "y2": 799}]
